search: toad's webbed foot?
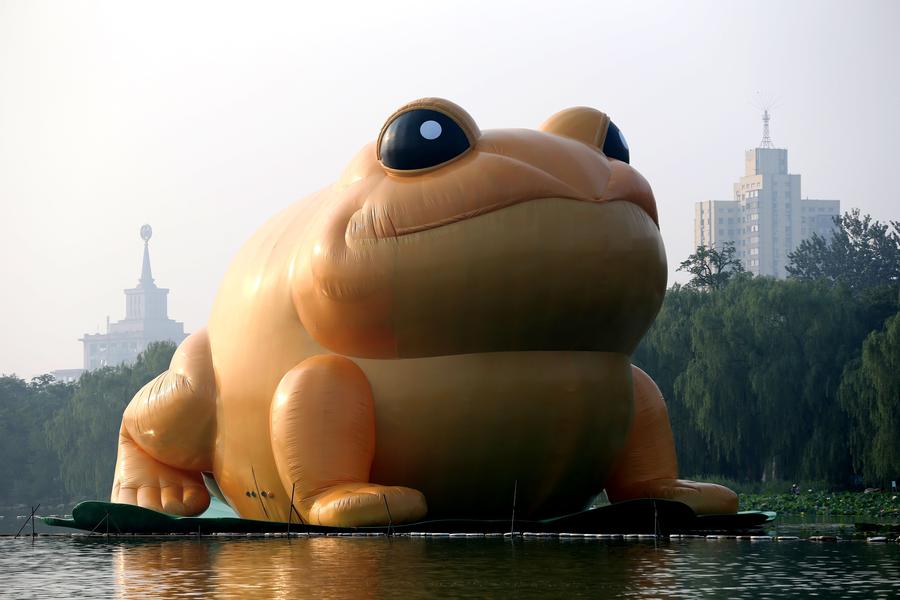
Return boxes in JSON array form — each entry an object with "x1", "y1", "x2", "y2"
[
  {"x1": 111, "y1": 427, "x2": 210, "y2": 516},
  {"x1": 305, "y1": 483, "x2": 426, "y2": 527},
  {"x1": 608, "y1": 478, "x2": 738, "y2": 515}
]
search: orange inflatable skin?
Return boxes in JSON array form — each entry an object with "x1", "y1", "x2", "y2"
[{"x1": 110, "y1": 98, "x2": 738, "y2": 526}]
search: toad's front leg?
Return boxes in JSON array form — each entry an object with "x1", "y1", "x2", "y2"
[
  {"x1": 604, "y1": 366, "x2": 738, "y2": 515},
  {"x1": 111, "y1": 329, "x2": 217, "y2": 516},
  {"x1": 270, "y1": 355, "x2": 427, "y2": 527}
]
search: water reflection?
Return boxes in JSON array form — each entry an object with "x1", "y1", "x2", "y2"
[
  {"x1": 0, "y1": 536, "x2": 897, "y2": 599},
  {"x1": 109, "y1": 537, "x2": 651, "y2": 598},
  {"x1": 107, "y1": 537, "x2": 900, "y2": 599}
]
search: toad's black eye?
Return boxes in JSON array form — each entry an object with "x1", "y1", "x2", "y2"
[
  {"x1": 379, "y1": 109, "x2": 471, "y2": 171},
  {"x1": 603, "y1": 120, "x2": 630, "y2": 164}
]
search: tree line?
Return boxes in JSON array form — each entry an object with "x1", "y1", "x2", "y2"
[
  {"x1": 0, "y1": 343, "x2": 175, "y2": 507},
  {"x1": 0, "y1": 211, "x2": 897, "y2": 507},
  {"x1": 641, "y1": 210, "x2": 899, "y2": 486}
]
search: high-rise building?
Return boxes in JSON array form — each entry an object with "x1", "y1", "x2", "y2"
[
  {"x1": 79, "y1": 225, "x2": 187, "y2": 370},
  {"x1": 695, "y1": 111, "x2": 840, "y2": 278}
]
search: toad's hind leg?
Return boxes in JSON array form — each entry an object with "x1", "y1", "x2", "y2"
[
  {"x1": 111, "y1": 329, "x2": 216, "y2": 516},
  {"x1": 270, "y1": 355, "x2": 427, "y2": 527},
  {"x1": 604, "y1": 366, "x2": 738, "y2": 515}
]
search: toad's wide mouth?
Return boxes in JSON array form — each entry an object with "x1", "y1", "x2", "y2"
[{"x1": 296, "y1": 197, "x2": 667, "y2": 360}]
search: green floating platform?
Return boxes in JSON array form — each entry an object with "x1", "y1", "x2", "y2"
[{"x1": 41, "y1": 498, "x2": 775, "y2": 536}]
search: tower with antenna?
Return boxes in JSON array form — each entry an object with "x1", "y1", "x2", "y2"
[
  {"x1": 759, "y1": 109, "x2": 774, "y2": 149},
  {"x1": 694, "y1": 106, "x2": 840, "y2": 279}
]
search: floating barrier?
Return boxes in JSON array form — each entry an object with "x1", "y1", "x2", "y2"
[{"x1": 9, "y1": 529, "x2": 900, "y2": 543}]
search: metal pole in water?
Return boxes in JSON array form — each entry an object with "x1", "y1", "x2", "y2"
[
  {"x1": 31, "y1": 505, "x2": 36, "y2": 539},
  {"x1": 653, "y1": 500, "x2": 659, "y2": 548},
  {"x1": 288, "y1": 482, "x2": 295, "y2": 538},
  {"x1": 87, "y1": 513, "x2": 107, "y2": 536},
  {"x1": 382, "y1": 495, "x2": 393, "y2": 536},
  {"x1": 510, "y1": 480, "x2": 518, "y2": 536},
  {"x1": 14, "y1": 504, "x2": 39, "y2": 539}
]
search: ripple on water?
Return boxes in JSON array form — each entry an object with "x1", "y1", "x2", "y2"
[{"x1": 0, "y1": 537, "x2": 897, "y2": 599}]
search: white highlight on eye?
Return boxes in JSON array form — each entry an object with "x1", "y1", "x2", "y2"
[{"x1": 419, "y1": 120, "x2": 442, "y2": 140}]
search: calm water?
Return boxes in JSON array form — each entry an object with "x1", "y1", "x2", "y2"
[{"x1": 1, "y1": 535, "x2": 898, "y2": 599}]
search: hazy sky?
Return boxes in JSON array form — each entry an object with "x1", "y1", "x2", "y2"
[{"x1": 1, "y1": 0, "x2": 898, "y2": 378}]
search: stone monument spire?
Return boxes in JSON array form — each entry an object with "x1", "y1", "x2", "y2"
[{"x1": 139, "y1": 224, "x2": 155, "y2": 288}]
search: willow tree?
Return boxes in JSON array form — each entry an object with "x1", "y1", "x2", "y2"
[
  {"x1": 0, "y1": 375, "x2": 74, "y2": 505},
  {"x1": 45, "y1": 342, "x2": 176, "y2": 501},
  {"x1": 840, "y1": 311, "x2": 900, "y2": 483},
  {"x1": 675, "y1": 278, "x2": 866, "y2": 483}
]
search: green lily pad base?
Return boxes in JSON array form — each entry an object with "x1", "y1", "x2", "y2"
[{"x1": 41, "y1": 497, "x2": 775, "y2": 535}]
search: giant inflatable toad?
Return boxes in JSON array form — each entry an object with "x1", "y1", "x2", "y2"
[{"x1": 110, "y1": 98, "x2": 738, "y2": 526}]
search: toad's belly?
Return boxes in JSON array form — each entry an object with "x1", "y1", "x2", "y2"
[
  {"x1": 214, "y1": 350, "x2": 633, "y2": 521},
  {"x1": 360, "y1": 351, "x2": 634, "y2": 518}
]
